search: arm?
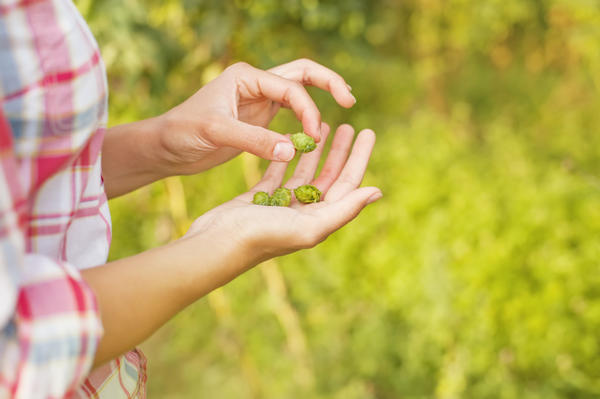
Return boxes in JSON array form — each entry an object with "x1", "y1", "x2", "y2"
[
  {"x1": 101, "y1": 59, "x2": 356, "y2": 198},
  {"x1": 88, "y1": 123, "x2": 381, "y2": 367},
  {"x1": 101, "y1": 116, "x2": 172, "y2": 199},
  {"x1": 81, "y1": 225, "x2": 248, "y2": 367}
]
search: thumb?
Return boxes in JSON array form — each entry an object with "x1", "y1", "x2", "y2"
[
  {"x1": 210, "y1": 118, "x2": 296, "y2": 162},
  {"x1": 315, "y1": 186, "x2": 382, "y2": 236}
]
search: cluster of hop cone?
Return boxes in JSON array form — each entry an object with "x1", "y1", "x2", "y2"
[{"x1": 252, "y1": 132, "x2": 322, "y2": 207}]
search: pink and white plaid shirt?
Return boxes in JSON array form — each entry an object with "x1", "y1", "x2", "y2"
[{"x1": 0, "y1": 0, "x2": 146, "y2": 397}]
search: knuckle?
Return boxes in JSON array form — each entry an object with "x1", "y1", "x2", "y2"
[
  {"x1": 244, "y1": 128, "x2": 273, "y2": 156},
  {"x1": 226, "y1": 61, "x2": 251, "y2": 73},
  {"x1": 253, "y1": 131, "x2": 272, "y2": 150},
  {"x1": 314, "y1": 107, "x2": 322, "y2": 119},
  {"x1": 297, "y1": 57, "x2": 314, "y2": 65},
  {"x1": 236, "y1": 61, "x2": 252, "y2": 69},
  {"x1": 301, "y1": 106, "x2": 321, "y2": 123},
  {"x1": 282, "y1": 83, "x2": 305, "y2": 106},
  {"x1": 201, "y1": 115, "x2": 221, "y2": 140},
  {"x1": 291, "y1": 81, "x2": 305, "y2": 94},
  {"x1": 289, "y1": 83, "x2": 310, "y2": 106},
  {"x1": 319, "y1": 166, "x2": 337, "y2": 179},
  {"x1": 335, "y1": 76, "x2": 347, "y2": 86},
  {"x1": 341, "y1": 176, "x2": 359, "y2": 188}
]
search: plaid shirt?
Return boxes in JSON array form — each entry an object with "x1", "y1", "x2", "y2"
[{"x1": 0, "y1": 0, "x2": 146, "y2": 398}]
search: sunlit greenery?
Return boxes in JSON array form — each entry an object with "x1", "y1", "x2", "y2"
[{"x1": 77, "y1": 0, "x2": 600, "y2": 397}]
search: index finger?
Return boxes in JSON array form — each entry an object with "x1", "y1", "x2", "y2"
[
  {"x1": 228, "y1": 62, "x2": 322, "y2": 141},
  {"x1": 269, "y1": 59, "x2": 356, "y2": 109}
]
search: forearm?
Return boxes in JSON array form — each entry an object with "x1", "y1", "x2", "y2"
[
  {"x1": 83, "y1": 231, "x2": 251, "y2": 368},
  {"x1": 101, "y1": 116, "x2": 173, "y2": 198}
]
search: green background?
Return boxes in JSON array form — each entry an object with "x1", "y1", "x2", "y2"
[{"x1": 76, "y1": 0, "x2": 600, "y2": 397}]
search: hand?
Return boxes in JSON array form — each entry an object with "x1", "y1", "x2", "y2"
[
  {"x1": 89, "y1": 123, "x2": 379, "y2": 363},
  {"x1": 184, "y1": 123, "x2": 382, "y2": 268},
  {"x1": 158, "y1": 59, "x2": 356, "y2": 175}
]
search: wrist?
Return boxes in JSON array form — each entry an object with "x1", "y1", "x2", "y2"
[
  {"x1": 175, "y1": 223, "x2": 257, "y2": 298},
  {"x1": 152, "y1": 112, "x2": 188, "y2": 176},
  {"x1": 102, "y1": 117, "x2": 174, "y2": 197},
  {"x1": 157, "y1": 109, "x2": 210, "y2": 176}
]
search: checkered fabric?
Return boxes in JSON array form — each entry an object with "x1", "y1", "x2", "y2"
[{"x1": 0, "y1": 0, "x2": 146, "y2": 397}]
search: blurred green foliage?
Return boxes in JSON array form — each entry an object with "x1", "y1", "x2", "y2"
[{"x1": 76, "y1": 0, "x2": 600, "y2": 397}]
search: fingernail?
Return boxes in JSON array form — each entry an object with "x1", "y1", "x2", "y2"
[
  {"x1": 350, "y1": 93, "x2": 357, "y2": 104},
  {"x1": 273, "y1": 142, "x2": 295, "y2": 161},
  {"x1": 346, "y1": 83, "x2": 353, "y2": 91},
  {"x1": 309, "y1": 121, "x2": 321, "y2": 142},
  {"x1": 367, "y1": 192, "x2": 382, "y2": 205}
]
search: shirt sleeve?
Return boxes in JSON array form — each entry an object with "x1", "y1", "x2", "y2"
[{"x1": 0, "y1": 110, "x2": 103, "y2": 398}]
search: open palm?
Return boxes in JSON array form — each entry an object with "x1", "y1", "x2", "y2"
[{"x1": 186, "y1": 123, "x2": 381, "y2": 266}]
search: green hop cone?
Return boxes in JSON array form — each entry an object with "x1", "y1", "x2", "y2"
[
  {"x1": 290, "y1": 132, "x2": 316, "y2": 153},
  {"x1": 252, "y1": 191, "x2": 270, "y2": 206},
  {"x1": 269, "y1": 187, "x2": 292, "y2": 207},
  {"x1": 294, "y1": 184, "x2": 322, "y2": 203}
]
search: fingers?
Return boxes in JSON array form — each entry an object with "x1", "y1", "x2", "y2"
[
  {"x1": 250, "y1": 160, "x2": 289, "y2": 194},
  {"x1": 269, "y1": 59, "x2": 356, "y2": 108},
  {"x1": 311, "y1": 124, "x2": 355, "y2": 195},
  {"x1": 243, "y1": 121, "x2": 329, "y2": 196},
  {"x1": 310, "y1": 186, "x2": 382, "y2": 241},
  {"x1": 207, "y1": 118, "x2": 297, "y2": 162},
  {"x1": 284, "y1": 123, "x2": 331, "y2": 189},
  {"x1": 324, "y1": 129, "x2": 376, "y2": 202},
  {"x1": 217, "y1": 60, "x2": 355, "y2": 163},
  {"x1": 226, "y1": 62, "x2": 322, "y2": 141}
]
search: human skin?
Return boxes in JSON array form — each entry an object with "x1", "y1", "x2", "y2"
[
  {"x1": 87, "y1": 60, "x2": 380, "y2": 368},
  {"x1": 85, "y1": 123, "x2": 380, "y2": 368},
  {"x1": 101, "y1": 59, "x2": 356, "y2": 198}
]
